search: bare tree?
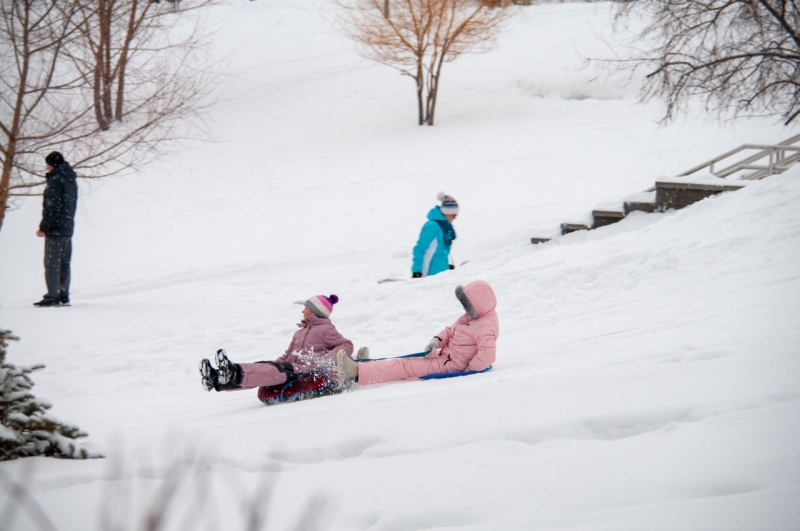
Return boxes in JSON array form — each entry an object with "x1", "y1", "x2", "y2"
[
  {"x1": 339, "y1": 0, "x2": 514, "y2": 125},
  {"x1": 610, "y1": 0, "x2": 800, "y2": 125},
  {"x1": 0, "y1": 0, "x2": 218, "y2": 232},
  {"x1": 0, "y1": 1, "x2": 86, "y2": 230},
  {"x1": 67, "y1": 0, "x2": 217, "y2": 131}
]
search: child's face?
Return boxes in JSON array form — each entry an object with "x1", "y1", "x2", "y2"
[{"x1": 302, "y1": 307, "x2": 312, "y2": 321}]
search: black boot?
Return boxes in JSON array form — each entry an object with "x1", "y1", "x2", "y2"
[
  {"x1": 199, "y1": 359, "x2": 220, "y2": 392},
  {"x1": 215, "y1": 349, "x2": 242, "y2": 386}
]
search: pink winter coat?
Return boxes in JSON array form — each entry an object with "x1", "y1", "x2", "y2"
[
  {"x1": 434, "y1": 280, "x2": 499, "y2": 372},
  {"x1": 274, "y1": 314, "x2": 354, "y2": 369}
]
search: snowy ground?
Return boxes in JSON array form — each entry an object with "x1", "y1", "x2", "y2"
[{"x1": 1, "y1": 1, "x2": 799, "y2": 530}]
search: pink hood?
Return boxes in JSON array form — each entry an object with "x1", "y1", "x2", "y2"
[{"x1": 437, "y1": 280, "x2": 499, "y2": 372}]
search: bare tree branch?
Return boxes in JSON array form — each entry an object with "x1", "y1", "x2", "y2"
[
  {"x1": 0, "y1": 0, "x2": 221, "y2": 231},
  {"x1": 338, "y1": 0, "x2": 514, "y2": 125},
  {"x1": 605, "y1": 0, "x2": 800, "y2": 125}
]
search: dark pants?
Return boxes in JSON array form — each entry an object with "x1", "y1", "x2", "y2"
[{"x1": 44, "y1": 237, "x2": 72, "y2": 302}]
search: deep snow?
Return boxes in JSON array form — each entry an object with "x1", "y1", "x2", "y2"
[{"x1": 0, "y1": 1, "x2": 799, "y2": 530}]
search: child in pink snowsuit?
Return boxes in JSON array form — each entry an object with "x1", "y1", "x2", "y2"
[
  {"x1": 338, "y1": 280, "x2": 498, "y2": 384},
  {"x1": 200, "y1": 294, "x2": 354, "y2": 392}
]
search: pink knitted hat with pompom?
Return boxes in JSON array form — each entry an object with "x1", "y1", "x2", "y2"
[{"x1": 305, "y1": 294, "x2": 339, "y2": 318}]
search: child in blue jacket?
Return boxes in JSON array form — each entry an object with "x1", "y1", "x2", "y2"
[{"x1": 411, "y1": 192, "x2": 458, "y2": 278}]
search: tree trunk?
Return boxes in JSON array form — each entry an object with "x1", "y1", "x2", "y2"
[
  {"x1": 416, "y1": 63, "x2": 425, "y2": 125},
  {"x1": 101, "y1": 0, "x2": 114, "y2": 125},
  {"x1": 91, "y1": 0, "x2": 114, "y2": 130},
  {"x1": 93, "y1": 59, "x2": 109, "y2": 130},
  {"x1": 115, "y1": 57, "x2": 126, "y2": 122},
  {"x1": 1, "y1": 19, "x2": 30, "y2": 233},
  {"x1": 115, "y1": 0, "x2": 142, "y2": 121},
  {"x1": 426, "y1": 52, "x2": 446, "y2": 126},
  {"x1": 425, "y1": 71, "x2": 435, "y2": 125},
  {"x1": 0, "y1": 151, "x2": 15, "y2": 232},
  {"x1": 1, "y1": 104, "x2": 22, "y2": 232}
]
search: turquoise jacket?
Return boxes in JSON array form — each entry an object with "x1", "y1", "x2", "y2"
[{"x1": 412, "y1": 206, "x2": 456, "y2": 277}]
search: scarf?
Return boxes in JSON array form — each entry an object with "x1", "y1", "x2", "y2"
[{"x1": 434, "y1": 219, "x2": 456, "y2": 247}]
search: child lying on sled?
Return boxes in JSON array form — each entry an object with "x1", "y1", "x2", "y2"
[
  {"x1": 337, "y1": 280, "x2": 498, "y2": 385},
  {"x1": 199, "y1": 294, "x2": 363, "y2": 392}
]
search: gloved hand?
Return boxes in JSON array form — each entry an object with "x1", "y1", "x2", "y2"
[
  {"x1": 412, "y1": 272, "x2": 422, "y2": 278},
  {"x1": 449, "y1": 264, "x2": 455, "y2": 270},
  {"x1": 423, "y1": 336, "x2": 441, "y2": 357}
]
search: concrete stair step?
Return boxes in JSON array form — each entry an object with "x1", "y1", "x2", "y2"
[
  {"x1": 561, "y1": 223, "x2": 590, "y2": 235},
  {"x1": 624, "y1": 201, "x2": 659, "y2": 214},
  {"x1": 655, "y1": 180, "x2": 745, "y2": 210},
  {"x1": 592, "y1": 209, "x2": 626, "y2": 229}
]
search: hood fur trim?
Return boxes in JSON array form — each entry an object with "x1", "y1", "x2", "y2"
[{"x1": 455, "y1": 285, "x2": 478, "y2": 319}]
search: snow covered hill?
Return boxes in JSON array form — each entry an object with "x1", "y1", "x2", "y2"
[{"x1": 0, "y1": 1, "x2": 798, "y2": 530}]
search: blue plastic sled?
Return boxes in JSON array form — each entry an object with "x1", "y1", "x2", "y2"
[{"x1": 356, "y1": 351, "x2": 492, "y2": 379}]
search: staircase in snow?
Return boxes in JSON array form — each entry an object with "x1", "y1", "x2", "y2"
[{"x1": 530, "y1": 133, "x2": 800, "y2": 244}]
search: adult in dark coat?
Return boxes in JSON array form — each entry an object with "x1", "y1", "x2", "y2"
[{"x1": 34, "y1": 151, "x2": 78, "y2": 307}]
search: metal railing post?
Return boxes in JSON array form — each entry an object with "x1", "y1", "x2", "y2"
[{"x1": 769, "y1": 149, "x2": 774, "y2": 176}]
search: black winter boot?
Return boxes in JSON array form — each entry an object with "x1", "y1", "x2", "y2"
[
  {"x1": 199, "y1": 358, "x2": 219, "y2": 392},
  {"x1": 215, "y1": 349, "x2": 242, "y2": 386}
]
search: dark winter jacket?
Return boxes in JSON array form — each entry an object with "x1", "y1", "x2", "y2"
[{"x1": 39, "y1": 162, "x2": 78, "y2": 237}]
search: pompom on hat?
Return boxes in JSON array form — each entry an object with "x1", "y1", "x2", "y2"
[
  {"x1": 305, "y1": 294, "x2": 339, "y2": 318},
  {"x1": 437, "y1": 192, "x2": 459, "y2": 215}
]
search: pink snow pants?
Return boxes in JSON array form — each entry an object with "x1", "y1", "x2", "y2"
[
  {"x1": 235, "y1": 362, "x2": 301, "y2": 390},
  {"x1": 357, "y1": 355, "x2": 462, "y2": 385}
]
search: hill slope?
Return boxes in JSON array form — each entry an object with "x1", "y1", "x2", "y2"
[{"x1": 0, "y1": 1, "x2": 798, "y2": 530}]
